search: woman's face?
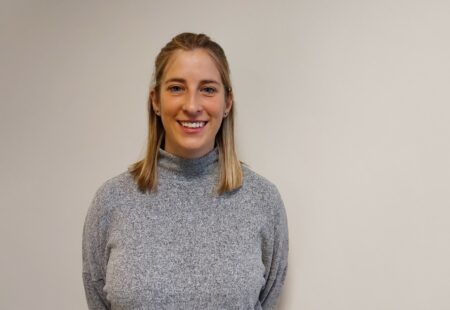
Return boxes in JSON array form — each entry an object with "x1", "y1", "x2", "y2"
[{"x1": 152, "y1": 48, "x2": 232, "y2": 159}]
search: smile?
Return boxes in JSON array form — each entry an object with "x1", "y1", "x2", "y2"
[{"x1": 179, "y1": 121, "x2": 207, "y2": 128}]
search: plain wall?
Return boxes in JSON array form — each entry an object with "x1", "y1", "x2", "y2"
[{"x1": 1, "y1": 0, "x2": 449, "y2": 309}]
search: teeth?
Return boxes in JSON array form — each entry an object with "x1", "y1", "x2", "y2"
[{"x1": 180, "y1": 121, "x2": 206, "y2": 128}]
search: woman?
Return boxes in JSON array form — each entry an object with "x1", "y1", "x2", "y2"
[{"x1": 82, "y1": 32, "x2": 288, "y2": 310}]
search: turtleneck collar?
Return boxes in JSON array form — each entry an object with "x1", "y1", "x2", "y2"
[{"x1": 158, "y1": 147, "x2": 219, "y2": 175}]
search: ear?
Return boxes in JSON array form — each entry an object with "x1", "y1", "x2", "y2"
[
  {"x1": 225, "y1": 91, "x2": 233, "y2": 115},
  {"x1": 150, "y1": 88, "x2": 160, "y2": 114}
]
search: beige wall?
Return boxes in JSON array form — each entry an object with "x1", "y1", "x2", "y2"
[{"x1": 1, "y1": 0, "x2": 450, "y2": 309}]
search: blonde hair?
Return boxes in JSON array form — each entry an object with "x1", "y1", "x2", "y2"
[{"x1": 129, "y1": 32, "x2": 242, "y2": 194}]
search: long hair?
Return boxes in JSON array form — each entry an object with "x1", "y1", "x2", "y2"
[{"x1": 129, "y1": 32, "x2": 242, "y2": 194}]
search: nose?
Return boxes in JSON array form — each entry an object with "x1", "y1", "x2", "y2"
[{"x1": 182, "y1": 92, "x2": 202, "y2": 115}]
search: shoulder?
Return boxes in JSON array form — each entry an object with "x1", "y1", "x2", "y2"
[
  {"x1": 87, "y1": 171, "x2": 136, "y2": 218},
  {"x1": 242, "y1": 165, "x2": 280, "y2": 196},
  {"x1": 240, "y1": 165, "x2": 284, "y2": 216},
  {"x1": 239, "y1": 165, "x2": 288, "y2": 238},
  {"x1": 93, "y1": 171, "x2": 135, "y2": 201}
]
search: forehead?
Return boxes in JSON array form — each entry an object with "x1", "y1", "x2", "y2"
[{"x1": 163, "y1": 49, "x2": 221, "y2": 81}]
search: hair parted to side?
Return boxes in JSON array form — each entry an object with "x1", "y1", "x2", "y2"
[{"x1": 128, "y1": 32, "x2": 243, "y2": 194}]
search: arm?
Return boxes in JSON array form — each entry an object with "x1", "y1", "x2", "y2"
[
  {"x1": 82, "y1": 273, "x2": 110, "y2": 309},
  {"x1": 259, "y1": 189, "x2": 289, "y2": 310},
  {"x1": 82, "y1": 187, "x2": 111, "y2": 310}
]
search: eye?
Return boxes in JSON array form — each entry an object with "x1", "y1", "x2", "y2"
[
  {"x1": 167, "y1": 85, "x2": 184, "y2": 94},
  {"x1": 201, "y1": 86, "x2": 217, "y2": 95}
]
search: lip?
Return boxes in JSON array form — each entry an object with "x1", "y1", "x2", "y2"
[{"x1": 177, "y1": 120, "x2": 208, "y2": 133}]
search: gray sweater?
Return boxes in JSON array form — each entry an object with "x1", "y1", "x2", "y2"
[{"x1": 82, "y1": 148, "x2": 288, "y2": 310}]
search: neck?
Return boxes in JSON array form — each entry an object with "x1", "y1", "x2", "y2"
[{"x1": 158, "y1": 147, "x2": 218, "y2": 176}]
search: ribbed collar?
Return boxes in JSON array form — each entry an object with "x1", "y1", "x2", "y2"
[{"x1": 158, "y1": 147, "x2": 219, "y2": 175}]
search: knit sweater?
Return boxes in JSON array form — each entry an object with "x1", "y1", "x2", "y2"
[{"x1": 82, "y1": 148, "x2": 289, "y2": 310}]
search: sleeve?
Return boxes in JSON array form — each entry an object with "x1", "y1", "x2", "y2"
[
  {"x1": 259, "y1": 188, "x2": 289, "y2": 310},
  {"x1": 82, "y1": 187, "x2": 111, "y2": 310}
]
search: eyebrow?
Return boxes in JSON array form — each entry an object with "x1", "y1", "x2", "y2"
[
  {"x1": 164, "y1": 78, "x2": 221, "y2": 85},
  {"x1": 164, "y1": 78, "x2": 185, "y2": 84},
  {"x1": 200, "y1": 79, "x2": 221, "y2": 85}
]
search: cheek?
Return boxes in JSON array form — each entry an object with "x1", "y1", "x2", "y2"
[
  {"x1": 159, "y1": 102, "x2": 178, "y2": 130},
  {"x1": 209, "y1": 100, "x2": 227, "y2": 117},
  {"x1": 159, "y1": 97, "x2": 180, "y2": 115}
]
